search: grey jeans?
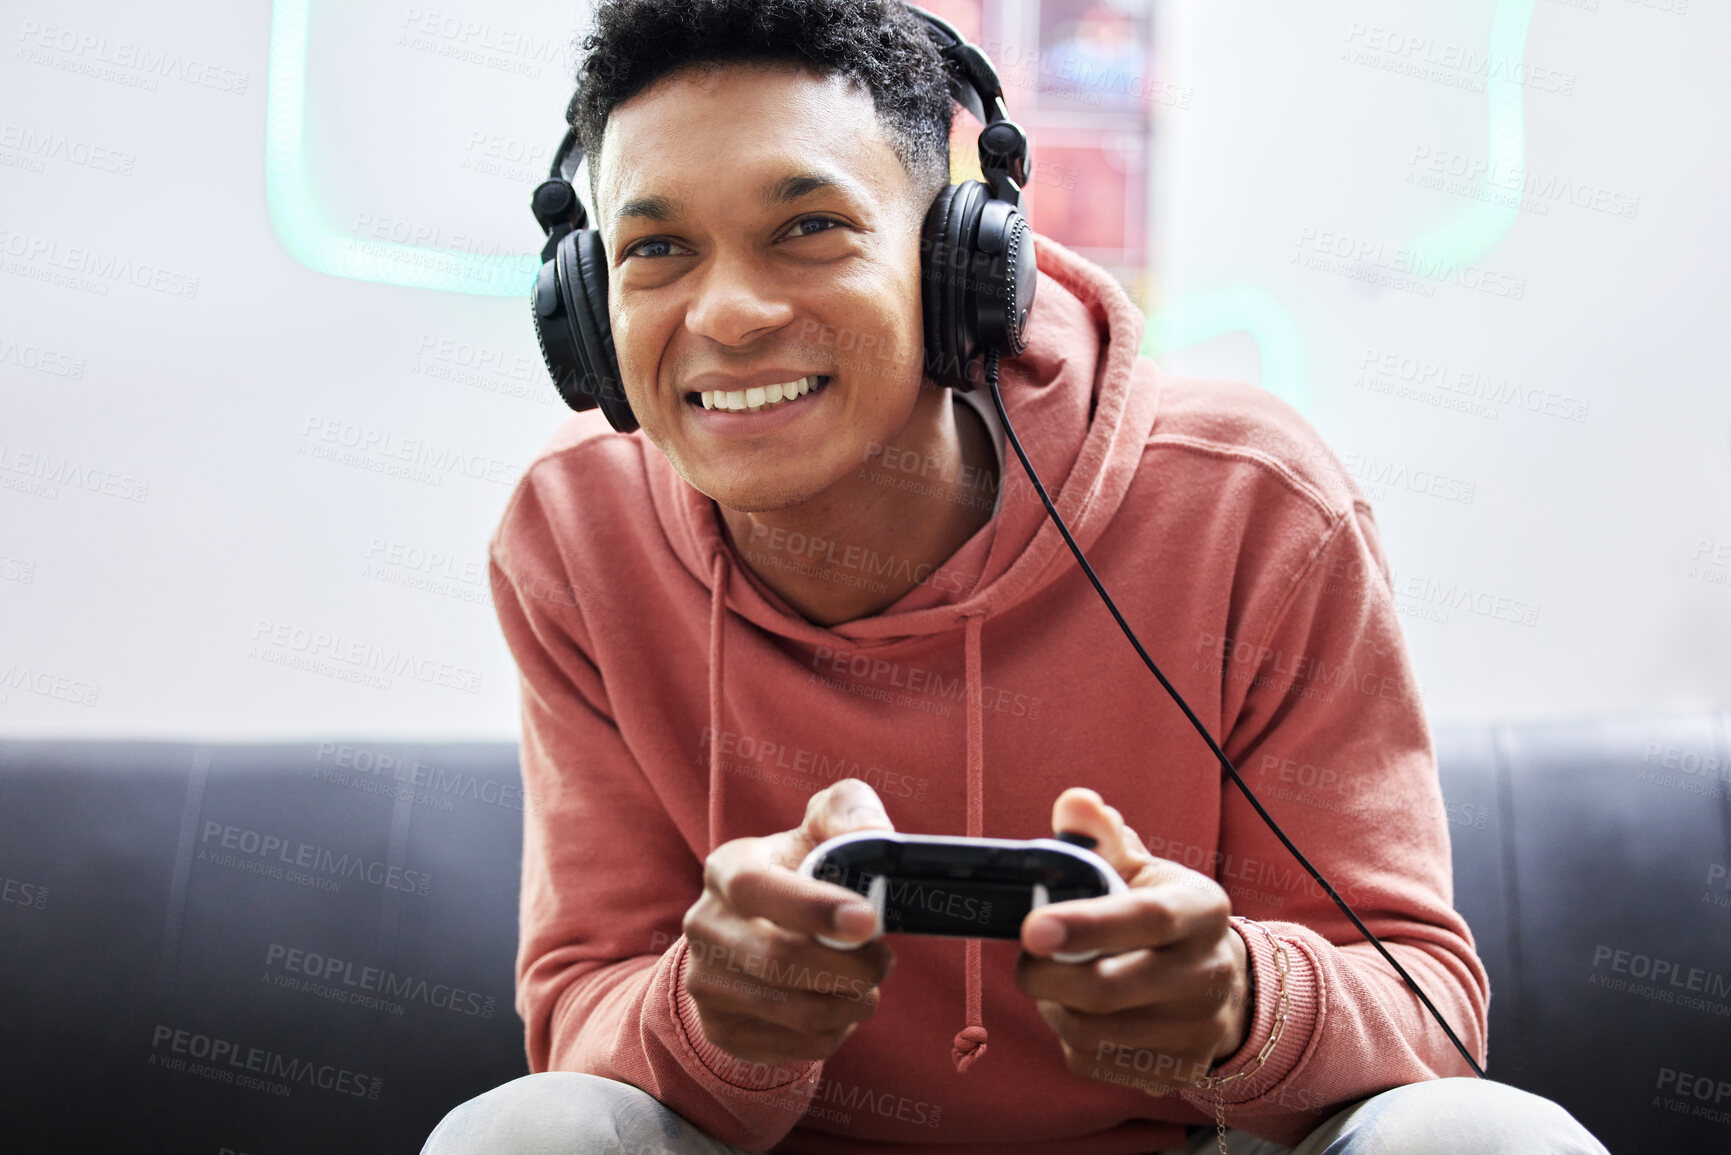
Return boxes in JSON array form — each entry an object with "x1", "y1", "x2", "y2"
[{"x1": 420, "y1": 1071, "x2": 1612, "y2": 1154}]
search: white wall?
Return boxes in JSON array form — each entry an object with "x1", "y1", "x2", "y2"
[
  {"x1": 1150, "y1": 0, "x2": 1731, "y2": 721},
  {"x1": 1, "y1": 0, "x2": 1725, "y2": 740}
]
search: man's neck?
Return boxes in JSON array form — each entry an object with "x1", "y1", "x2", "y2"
[{"x1": 720, "y1": 388, "x2": 998, "y2": 627}]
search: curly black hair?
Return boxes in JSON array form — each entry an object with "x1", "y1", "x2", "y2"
[{"x1": 568, "y1": 0, "x2": 954, "y2": 204}]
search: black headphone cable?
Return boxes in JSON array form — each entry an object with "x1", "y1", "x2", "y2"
[{"x1": 981, "y1": 349, "x2": 1487, "y2": 1080}]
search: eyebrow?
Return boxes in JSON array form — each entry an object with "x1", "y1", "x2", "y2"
[
  {"x1": 763, "y1": 172, "x2": 841, "y2": 207},
  {"x1": 612, "y1": 171, "x2": 846, "y2": 226},
  {"x1": 616, "y1": 193, "x2": 678, "y2": 224}
]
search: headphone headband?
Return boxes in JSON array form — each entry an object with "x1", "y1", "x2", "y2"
[{"x1": 533, "y1": 3, "x2": 1029, "y2": 247}]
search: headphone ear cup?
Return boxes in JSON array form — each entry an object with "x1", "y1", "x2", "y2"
[
  {"x1": 532, "y1": 240, "x2": 589, "y2": 413},
  {"x1": 569, "y1": 229, "x2": 636, "y2": 433},
  {"x1": 533, "y1": 229, "x2": 638, "y2": 433},
  {"x1": 920, "y1": 183, "x2": 960, "y2": 389},
  {"x1": 921, "y1": 180, "x2": 999, "y2": 392}
]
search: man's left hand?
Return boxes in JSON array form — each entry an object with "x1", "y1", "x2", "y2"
[{"x1": 1015, "y1": 787, "x2": 1252, "y2": 1094}]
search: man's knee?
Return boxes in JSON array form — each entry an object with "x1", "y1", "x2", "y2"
[
  {"x1": 1305, "y1": 1077, "x2": 1610, "y2": 1154},
  {"x1": 421, "y1": 1071, "x2": 663, "y2": 1155}
]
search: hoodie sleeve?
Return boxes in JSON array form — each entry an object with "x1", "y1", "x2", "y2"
[
  {"x1": 1174, "y1": 497, "x2": 1489, "y2": 1145},
  {"x1": 489, "y1": 471, "x2": 822, "y2": 1151}
]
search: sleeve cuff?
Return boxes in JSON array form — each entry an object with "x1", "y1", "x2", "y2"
[
  {"x1": 1180, "y1": 918, "x2": 1319, "y2": 1108},
  {"x1": 669, "y1": 936, "x2": 825, "y2": 1095}
]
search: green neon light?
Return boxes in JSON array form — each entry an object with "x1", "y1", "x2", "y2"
[
  {"x1": 1140, "y1": 287, "x2": 1309, "y2": 413},
  {"x1": 1407, "y1": 0, "x2": 1535, "y2": 273},
  {"x1": 265, "y1": 0, "x2": 539, "y2": 295}
]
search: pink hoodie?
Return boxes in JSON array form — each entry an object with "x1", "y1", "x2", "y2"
[{"x1": 488, "y1": 233, "x2": 1489, "y2": 1153}]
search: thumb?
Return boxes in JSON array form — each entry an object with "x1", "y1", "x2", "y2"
[
  {"x1": 803, "y1": 778, "x2": 895, "y2": 848},
  {"x1": 1050, "y1": 787, "x2": 1172, "y2": 888}
]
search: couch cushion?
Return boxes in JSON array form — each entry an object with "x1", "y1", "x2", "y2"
[{"x1": 0, "y1": 740, "x2": 529, "y2": 1153}]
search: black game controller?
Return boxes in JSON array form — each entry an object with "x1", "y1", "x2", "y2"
[{"x1": 797, "y1": 831, "x2": 1127, "y2": 964}]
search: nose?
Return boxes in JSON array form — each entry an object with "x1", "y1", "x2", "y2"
[{"x1": 683, "y1": 248, "x2": 794, "y2": 348}]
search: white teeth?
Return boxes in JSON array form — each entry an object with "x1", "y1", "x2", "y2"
[{"x1": 699, "y1": 376, "x2": 822, "y2": 413}]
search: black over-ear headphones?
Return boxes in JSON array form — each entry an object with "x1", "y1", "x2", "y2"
[{"x1": 528, "y1": 4, "x2": 1038, "y2": 434}]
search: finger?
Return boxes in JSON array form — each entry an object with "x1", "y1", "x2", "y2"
[
  {"x1": 1050, "y1": 787, "x2": 1163, "y2": 885},
  {"x1": 1017, "y1": 939, "x2": 1239, "y2": 1017},
  {"x1": 686, "y1": 946, "x2": 885, "y2": 1035},
  {"x1": 684, "y1": 888, "x2": 897, "y2": 992},
  {"x1": 799, "y1": 778, "x2": 896, "y2": 847},
  {"x1": 705, "y1": 839, "x2": 879, "y2": 944},
  {"x1": 681, "y1": 920, "x2": 894, "y2": 1035},
  {"x1": 1024, "y1": 878, "x2": 1230, "y2": 961},
  {"x1": 1044, "y1": 1002, "x2": 1224, "y2": 1086}
]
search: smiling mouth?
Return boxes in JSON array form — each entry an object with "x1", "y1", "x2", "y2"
[{"x1": 688, "y1": 375, "x2": 831, "y2": 412}]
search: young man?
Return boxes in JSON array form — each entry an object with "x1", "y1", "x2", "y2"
[{"x1": 424, "y1": 1, "x2": 1607, "y2": 1152}]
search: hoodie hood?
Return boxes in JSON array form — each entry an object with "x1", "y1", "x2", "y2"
[{"x1": 645, "y1": 233, "x2": 1159, "y2": 1074}]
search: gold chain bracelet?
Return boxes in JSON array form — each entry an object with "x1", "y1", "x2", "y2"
[{"x1": 1189, "y1": 919, "x2": 1291, "y2": 1155}]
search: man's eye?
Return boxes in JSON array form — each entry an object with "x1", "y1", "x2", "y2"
[
  {"x1": 624, "y1": 237, "x2": 685, "y2": 259},
  {"x1": 785, "y1": 216, "x2": 843, "y2": 239}
]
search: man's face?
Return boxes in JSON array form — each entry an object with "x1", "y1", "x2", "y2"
[{"x1": 595, "y1": 62, "x2": 934, "y2": 513}]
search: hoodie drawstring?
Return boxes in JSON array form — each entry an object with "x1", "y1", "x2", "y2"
[
  {"x1": 709, "y1": 552, "x2": 992, "y2": 1072},
  {"x1": 951, "y1": 611, "x2": 990, "y2": 1074},
  {"x1": 707, "y1": 552, "x2": 730, "y2": 853}
]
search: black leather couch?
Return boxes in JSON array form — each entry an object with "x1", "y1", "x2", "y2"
[{"x1": 3, "y1": 715, "x2": 1728, "y2": 1154}]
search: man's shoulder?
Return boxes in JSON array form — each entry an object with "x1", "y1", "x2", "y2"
[
  {"x1": 1141, "y1": 368, "x2": 1365, "y2": 522},
  {"x1": 490, "y1": 410, "x2": 656, "y2": 572}
]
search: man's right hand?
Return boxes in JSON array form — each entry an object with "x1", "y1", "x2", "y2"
[{"x1": 680, "y1": 779, "x2": 898, "y2": 1065}]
